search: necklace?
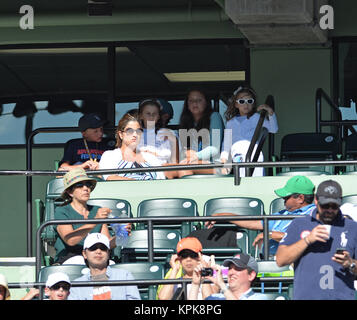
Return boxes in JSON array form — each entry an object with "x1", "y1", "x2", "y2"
[{"x1": 83, "y1": 138, "x2": 99, "y2": 162}]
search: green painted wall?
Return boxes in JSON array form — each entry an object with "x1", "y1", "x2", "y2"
[{"x1": 250, "y1": 48, "x2": 332, "y2": 157}]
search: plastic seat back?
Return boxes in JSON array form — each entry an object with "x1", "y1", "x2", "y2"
[
  {"x1": 204, "y1": 197, "x2": 264, "y2": 256},
  {"x1": 38, "y1": 264, "x2": 87, "y2": 282},
  {"x1": 269, "y1": 198, "x2": 285, "y2": 214},
  {"x1": 111, "y1": 262, "x2": 164, "y2": 300},
  {"x1": 137, "y1": 198, "x2": 198, "y2": 237},
  {"x1": 121, "y1": 229, "x2": 181, "y2": 263},
  {"x1": 280, "y1": 132, "x2": 339, "y2": 174}
]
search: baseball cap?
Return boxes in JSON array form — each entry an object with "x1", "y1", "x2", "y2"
[
  {"x1": 78, "y1": 113, "x2": 105, "y2": 132},
  {"x1": 176, "y1": 237, "x2": 202, "y2": 254},
  {"x1": 316, "y1": 180, "x2": 342, "y2": 206},
  {"x1": 222, "y1": 253, "x2": 258, "y2": 273},
  {"x1": 274, "y1": 175, "x2": 315, "y2": 198},
  {"x1": 83, "y1": 233, "x2": 110, "y2": 250},
  {"x1": 157, "y1": 99, "x2": 173, "y2": 119},
  {"x1": 46, "y1": 272, "x2": 71, "y2": 288}
]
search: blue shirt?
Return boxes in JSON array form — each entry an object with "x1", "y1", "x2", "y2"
[
  {"x1": 279, "y1": 208, "x2": 357, "y2": 300},
  {"x1": 262, "y1": 204, "x2": 316, "y2": 255},
  {"x1": 68, "y1": 266, "x2": 141, "y2": 300}
]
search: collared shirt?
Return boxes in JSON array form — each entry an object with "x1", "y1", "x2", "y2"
[
  {"x1": 68, "y1": 266, "x2": 141, "y2": 300},
  {"x1": 279, "y1": 208, "x2": 357, "y2": 300},
  {"x1": 262, "y1": 204, "x2": 316, "y2": 255}
]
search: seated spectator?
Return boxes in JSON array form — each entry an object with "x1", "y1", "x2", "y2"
[
  {"x1": 220, "y1": 86, "x2": 278, "y2": 176},
  {"x1": 158, "y1": 98, "x2": 174, "y2": 128},
  {"x1": 54, "y1": 168, "x2": 130, "y2": 264},
  {"x1": 21, "y1": 272, "x2": 71, "y2": 301},
  {"x1": 179, "y1": 88, "x2": 225, "y2": 164},
  {"x1": 0, "y1": 274, "x2": 10, "y2": 300},
  {"x1": 58, "y1": 113, "x2": 115, "y2": 171},
  {"x1": 99, "y1": 113, "x2": 193, "y2": 180},
  {"x1": 68, "y1": 233, "x2": 140, "y2": 300},
  {"x1": 137, "y1": 98, "x2": 179, "y2": 165},
  {"x1": 202, "y1": 253, "x2": 267, "y2": 300},
  {"x1": 204, "y1": 175, "x2": 316, "y2": 258},
  {"x1": 157, "y1": 237, "x2": 218, "y2": 300}
]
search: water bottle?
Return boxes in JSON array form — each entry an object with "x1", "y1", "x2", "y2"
[
  {"x1": 232, "y1": 153, "x2": 243, "y2": 163},
  {"x1": 108, "y1": 212, "x2": 129, "y2": 247}
]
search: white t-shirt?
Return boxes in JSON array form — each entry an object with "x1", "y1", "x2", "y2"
[{"x1": 99, "y1": 148, "x2": 166, "y2": 180}]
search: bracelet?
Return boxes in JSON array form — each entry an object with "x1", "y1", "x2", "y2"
[{"x1": 303, "y1": 236, "x2": 311, "y2": 246}]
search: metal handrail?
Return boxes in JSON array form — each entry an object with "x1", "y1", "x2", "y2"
[{"x1": 36, "y1": 215, "x2": 304, "y2": 280}]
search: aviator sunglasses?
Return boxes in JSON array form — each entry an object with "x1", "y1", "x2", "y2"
[
  {"x1": 121, "y1": 128, "x2": 143, "y2": 135},
  {"x1": 236, "y1": 98, "x2": 255, "y2": 105}
]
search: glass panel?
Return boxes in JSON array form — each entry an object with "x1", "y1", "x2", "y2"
[{"x1": 0, "y1": 103, "x2": 26, "y2": 144}]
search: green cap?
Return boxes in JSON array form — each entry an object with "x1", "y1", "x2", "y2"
[{"x1": 274, "y1": 175, "x2": 315, "y2": 198}]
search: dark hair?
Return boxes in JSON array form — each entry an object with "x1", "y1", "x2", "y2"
[
  {"x1": 179, "y1": 88, "x2": 213, "y2": 131},
  {"x1": 138, "y1": 98, "x2": 162, "y2": 130},
  {"x1": 225, "y1": 86, "x2": 257, "y2": 121},
  {"x1": 115, "y1": 113, "x2": 141, "y2": 148}
]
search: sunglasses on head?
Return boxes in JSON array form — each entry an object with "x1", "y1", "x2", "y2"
[
  {"x1": 87, "y1": 243, "x2": 109, "y2": 252},
  {"x1": 73, "y1": 181, "x2": 93, "y2": 189},
  {"x1": 121, "y1": 128, "x2": 143, "y2": 135},
  {"x1": 51, "y1": 282, "x2": 70, "y2": 291},
  {"x1": 236, "y1": 98, "x2": 255, "y2": 105},
  {"x1": 320, "y1": 203, "x2": 339, "y2": 210},
  {"x1": 178, "y1": 250, "x2": 199, "y2": 259}
]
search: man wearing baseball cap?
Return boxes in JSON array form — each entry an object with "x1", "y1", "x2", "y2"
[
  {"x1": 204, "y1": 175, "x2": 316, "y2": 257},
  {"x1": 202, "y1": 253, "x2": 267, "y2": 300},
  {"x1": 68, "y1": 233, "x2": 140, "y2": 300},
  {"x1": 157, "y1": 237, "x2": 217, "y2": 300},
  {"x1": 277, "y1": 180, "x2": 357, "y2": 300},
  {"x1": 58, "y1": 112, "x2": 115, "y2": 171}
]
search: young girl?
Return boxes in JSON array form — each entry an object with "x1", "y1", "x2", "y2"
[
  {"x1": 220, "y1": 86, "x2": 278, "y2": 176},
  {"x1": 179, "y1": 88, "x2": 225, "y2": 164},
  {"x1": 137, "y1": 98, "x2": 179, "y2": 165}
]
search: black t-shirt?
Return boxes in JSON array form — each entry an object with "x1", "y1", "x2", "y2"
[{"x1": 59, "y1": 137, "x2": 115, "y2": 166}]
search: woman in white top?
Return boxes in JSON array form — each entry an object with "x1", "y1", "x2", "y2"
[
  {"x1": 220, "y1": 86, "x2": 278, "y2": 176},
  {"x1": 99, "y1": 113, "x2": 166, "y2": 180}
]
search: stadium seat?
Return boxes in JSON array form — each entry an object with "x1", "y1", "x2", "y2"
[
  {"x1": 269, "y1": 198, "x2": 285, "y2": 214},
  {"x1": 255, "y1": 260, "x2": 293, "y2": 296},
  {"x1": 203, "y1": 197, "x2": 264, "y2": 257},
  {"x1": 111, "y1": 262, "x2": 164, "y2": 300},
  {"x1": 344, "y1": 133, "x2": 357, "y2": 173},
  {"x1": 120, "y1": 229, "x2": 181, "y2": 264},
  {"x1": 38, "y1": 264, "x2": 87, "y2": 283},
  {"x1": 280, "y1": 132, "x2": 339, "y2": 174},
  {"x1": 136, "y1": 198, "x2": 199, "y2": 238}
]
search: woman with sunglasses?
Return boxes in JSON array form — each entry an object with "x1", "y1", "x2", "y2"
[
  {"x1": 99, "y1": 113, "x2": 167, "y2": 180},
  {"x1": 53, "y1": 168, "x2": 114, "y2": 264},
  {"x1": 157, "y1": 237, "x2": 218, "y2": 300},
  {"x1": 220, "y1": 86, "x2": 278, "y2": 176}
]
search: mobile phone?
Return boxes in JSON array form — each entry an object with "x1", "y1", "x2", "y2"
[{"x1": 335, "y1": 248, "x2": 345, "y2": 255}]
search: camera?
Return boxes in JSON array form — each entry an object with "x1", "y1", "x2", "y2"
[{"x1": 200, "y1": 268, "x2": 213, "y2": 277}]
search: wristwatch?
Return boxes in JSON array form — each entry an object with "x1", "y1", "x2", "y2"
[{"x1": 349, "y1": 262, "x2": 356, "y2": 273}]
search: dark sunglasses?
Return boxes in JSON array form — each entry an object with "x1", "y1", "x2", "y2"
[
  {"x1": 320, "y1": 203, "x2": 339, "y2": 210},
  {"x1": 73, "y1": 181, "x2": 93, "y2": 189},
  {"x1": 51, "y1": 282, "x2": 70, "y2": 291},
  {"x1": 87, "y1": 243, "x2": 109, "y2": 252},
  {"x1": 236, "y1": 98, "x2": 255, "y2": 105},
  {"x1": 178, "y1": 250, "x2": 199, "y2": 259},
  {"x1": 121, "y1": 128, "x2": 143, "y2": 135}
]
